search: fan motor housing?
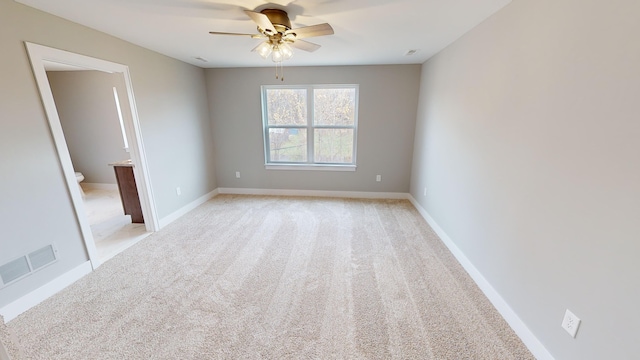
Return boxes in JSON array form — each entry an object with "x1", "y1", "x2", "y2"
[{"x1": 261, "y1": 9, "x2": 291, "y2": 32}]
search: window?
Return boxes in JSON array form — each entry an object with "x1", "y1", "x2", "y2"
[
  {"x1": 261, "y1": 84, "x2": 359, "y2": 170},
  {"x1": 112, "y1": 87, "x2": 129, "y2": 151}
]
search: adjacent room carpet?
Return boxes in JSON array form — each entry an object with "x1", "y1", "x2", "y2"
[{"x1": 6, "y1": 195, "x2": 534, "y2": 359}]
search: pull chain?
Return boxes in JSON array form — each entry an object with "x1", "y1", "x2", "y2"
[{"x1": 274, "y1": 62, "x2": 285, "y2": 81}]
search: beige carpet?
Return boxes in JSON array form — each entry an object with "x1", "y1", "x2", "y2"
[
  {"x1": 1, "y1": 315, "x2": 22, "y2": 360},
  {"x1": 6, "y1": 195, "x2": 534, "y2": 359}
]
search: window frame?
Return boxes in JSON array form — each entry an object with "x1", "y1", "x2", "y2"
[{"x1": 261, "y1": 84, "x2": 359, "y2": 171}]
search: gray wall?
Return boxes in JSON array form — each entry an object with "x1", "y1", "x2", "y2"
[
  {"x1": 206, "y1": 65, "x2": 420, "y2": 192},
  {"x1": 410, "y1": 0, "x2": 640, "y2": 358},
  {"x1": 47, "y1": 71, "x2": 128, "y2": 184},
  {"x1": 0, "y1": 0, "x2": 216, "y2": 308}
]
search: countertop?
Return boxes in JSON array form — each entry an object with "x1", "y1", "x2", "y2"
[{"x1": 108, "y1": 159, "x2": 134, "y2": 167}]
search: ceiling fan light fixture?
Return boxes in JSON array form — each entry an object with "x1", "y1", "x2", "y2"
[
  {"x1": 282, "y1": 43, "x2": 293, "y2": 59},
  {"x1": 210, "y1": 9, "x2": 333, "y2": 80},
  {"x1": 271, "y1": 46, "x2": 284, "y2": 63},
  {"x1": 255, "y1": 42, "x2": 273, "y2": 59},
  {"x1": 271, "y1": 43, "x2": 293, "y2": 63}
]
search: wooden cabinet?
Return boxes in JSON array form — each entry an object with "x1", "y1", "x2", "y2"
[{"x1": 110, "y1": 161, "x2": 144, "y2": 224}]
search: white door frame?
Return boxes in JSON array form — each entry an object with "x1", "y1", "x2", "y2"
[{"x1": 25, "y1": 42, "x2": 159, "y2": 269}]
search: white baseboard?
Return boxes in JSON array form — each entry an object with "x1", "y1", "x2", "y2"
[
  {"x1": 407, "y1": 195, "x2": 553, "y2": 360},
  {"x1": 158, "y1": 189, "x2": 219, "y2": 229},
  {"x1": 0, "y1": 261, "x2": 92, "y2": 323},
  {"x1": 81, "y1": 183, "x2": 117, "y2": 191},
  {"x1": 217, "y1": 187, "x2": 409, "y2": 200}
]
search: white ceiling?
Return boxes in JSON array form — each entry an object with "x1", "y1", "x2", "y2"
[{"x1": 17, "y1": 0, "x2": 512, "y2": 68}]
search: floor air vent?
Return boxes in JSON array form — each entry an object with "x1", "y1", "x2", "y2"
[{"x1": 0, "y1": 244, "x2": 57, "y2": 288}]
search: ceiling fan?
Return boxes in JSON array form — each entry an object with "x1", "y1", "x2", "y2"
[{"x1": 209, "y1": 8, "x2": 334, "y2": 78}]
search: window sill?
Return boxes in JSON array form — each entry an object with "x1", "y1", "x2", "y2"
[{"x1": 265, "y1": 164, "x2": 357, "y2": 172}]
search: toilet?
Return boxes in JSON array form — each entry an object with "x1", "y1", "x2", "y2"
[{"x1": 75, "y1": 172, "x2": 85, "y2": 198}]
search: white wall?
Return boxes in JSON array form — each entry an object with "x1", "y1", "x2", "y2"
[
  {"x1": 0, "y1": 0, "x2": 216, "y2": 308},
  {"x1": 410, "y1": 0, "x2": 640, "y2": 358},
  {"x1": 48, "y1": 71, "x2": 128, "y2": 184},
  {"x1": 206, "y1": 65, "x2": 421, "y2": 193}
]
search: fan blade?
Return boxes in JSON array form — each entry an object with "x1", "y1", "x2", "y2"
[
  {"x1": 244, "y1": 10, "x2": 277, "y2": 35},
  {"x1": 286, "y1": 23, "x2": 334, "y2": 39},
  {"x1": 290, "y1": 39, "x2": 321, "y2": 52},
  {"x1": 209, "y1": 31, "x2": 264, "y2": 39}
]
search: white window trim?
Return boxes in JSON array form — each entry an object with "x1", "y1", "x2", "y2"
[
  {"x1": 261, "y1": 84, "x2": 359, "y2": 169},
  {"x1": 265, "y1": 164, "x2": 357, "y2": 171}
]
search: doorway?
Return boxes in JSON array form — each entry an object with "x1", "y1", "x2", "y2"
[{"x1": 25, "y1": 43, "x2": 159, "y2": 269}]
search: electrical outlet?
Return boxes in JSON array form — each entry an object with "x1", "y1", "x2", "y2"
[
  {"x1": 176, "y1": 187, "x2": 181, "y2": 196},
  {"x1": 561, "y1": 309, "x2": 581, "y2": 338},
  {"x1": 376, "y1": 175, "x2": 381, "y2": 182},
  {"x1": 423, "y1": 187, "x2": 427, "y2": 196},
  {"x1": 235, "y1": 171, "x2": 240, "y2": 178}
]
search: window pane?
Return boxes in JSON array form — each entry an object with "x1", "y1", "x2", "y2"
[
  {"x1": 269, "y1": 128, "x2": 307, "y2": 162},
  {"x1": 314, "y1": 129, "x2": 354, "y2": 163},
  {"x1": 266, "y1": 89, "x2": 307, "y2": 126},
  {"x1": 314, "y1": 88, "x2": 356, "y2": 126}
]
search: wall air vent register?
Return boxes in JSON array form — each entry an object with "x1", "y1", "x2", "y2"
[{"x1": 0, "y1": 244, "x2": 58, "y2": 289}]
